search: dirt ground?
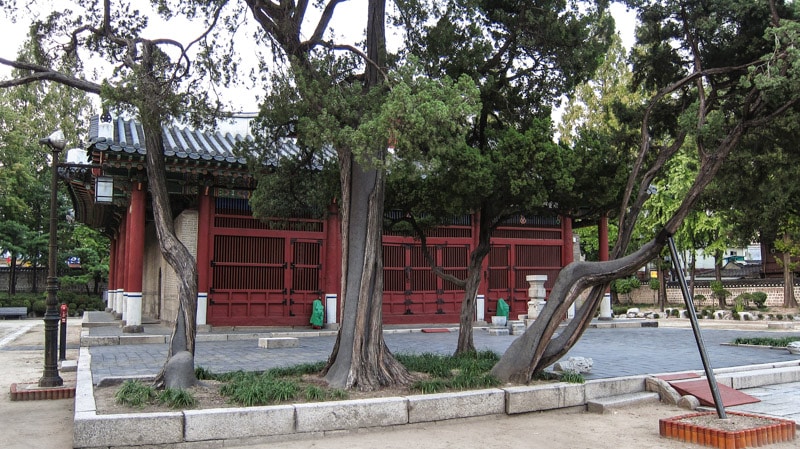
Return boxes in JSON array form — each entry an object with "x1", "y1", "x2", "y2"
[
  {"x1": 0, "y1": 319, "x2": 80, "y2": 449},
  {"x1": 3, "y1": 317, "x2": 800, "y2": 449}
]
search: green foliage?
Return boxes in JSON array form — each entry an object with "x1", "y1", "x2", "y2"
[
  {"x1": 751, "y1": 292, "x2": 768, "y2": 309},
  {"x1": 710, "y1": 281, "x2": 732, "y2": 305},
  {"x1": 649, "y1": 278, "x2": 660, "y2": 290},
  {"x1": 732, "y1": 336, "x2": 800, "y2": 347},
  {"x1": 114, "y1": 380, "x2": 156, "y2": 407},
  {"x1": 219, "y1": 373, "x2": 300, "y2": 406},
  {"x1": 558, "y1": 370, "x2": 585, "y2": 384},
  {"x1": 158, "y1": 388, "x2": 197, "y2": 408},
  {"x1": 396, "y1": 351, "x2": 501, "y2": 393}
]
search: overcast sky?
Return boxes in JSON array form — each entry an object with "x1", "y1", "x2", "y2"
[{"x1": 1, "y1": 2, "x2": 637, "y2": 132}]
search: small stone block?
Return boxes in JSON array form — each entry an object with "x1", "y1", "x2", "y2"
[
  {"x1": 118, "y1": 335, "x2": 166, "y2": 345},
  {"x1": 258, "y1": 337, "x2": 299, "y2": 349},
  {"x1": 60, "y1": 360, "x2": 78, "y2": 372},
  {"x1": 486, "y1": 328, "x2": 509, "y2": 336}
]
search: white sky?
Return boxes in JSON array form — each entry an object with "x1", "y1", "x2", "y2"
[{"x1": 1, "y1": 2, "x2": 638, "y2": 134}]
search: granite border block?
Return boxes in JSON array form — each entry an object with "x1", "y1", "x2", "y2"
[
  {"x1": 73, "y1": 411, "x2": 184, "y2": 448},
  {"x1": 407, "y1": 388, "x2": 504, "y2": 423},
  {"x1": 504, "y1": 383, "x2": 585, "y2": 414},
  {"x1": 294, "y1": 397, "x2": 408, "y2": 432},
  {"x1": 184, "y1": 405, "x2": 295, "y2": 441}
]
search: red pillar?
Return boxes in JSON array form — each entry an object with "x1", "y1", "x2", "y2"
[
  {"x1": 599, "y1": 214, "x2": 609, "y2": 262},
  {"x1": 324, "y1": 201, "x2": 342, "y2": 324},
  {"x1": 123, "y1": 183, "x2": 146, "y2": 331},
  {"x1": 196, "y1": 192, "x2": 214, "y2": 326},
  {"x1": 562, "y1": 216, "x2": 574, "y2": 265},
  {"x1": 115, "y1": 218, "x2": 127, "y2": 318}
]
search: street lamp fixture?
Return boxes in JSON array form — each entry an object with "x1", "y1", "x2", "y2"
[
  {"x1": 38, "y1": 129, "x2": 66, "y2": 388},
  {"x1": 95, "y1": 176, "x2": 114, "y2": 203}
]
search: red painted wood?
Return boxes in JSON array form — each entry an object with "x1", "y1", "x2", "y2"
[{"x1": 125, "y1": 185, "x2": 145, "y2": 293}]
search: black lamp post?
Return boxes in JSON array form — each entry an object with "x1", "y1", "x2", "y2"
[{"x1": 38, "y1": 129, "x2": 65, "y2": 388}]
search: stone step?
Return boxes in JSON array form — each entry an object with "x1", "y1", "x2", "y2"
[{"x1": 586, "y1": 391, "x2": 660, "y2": 414}]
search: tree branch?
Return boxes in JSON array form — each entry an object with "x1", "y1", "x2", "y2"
[{"x1": 0, "y1": 57, "x2": 102, "y2": 93}]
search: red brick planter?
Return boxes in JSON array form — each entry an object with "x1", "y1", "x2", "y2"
[
  {"x1": 9, "y1": 382, "x2": 76, "y2": 401},
  {"x1": 660, "y1": 411, "x2": 796, "y2": 448}
]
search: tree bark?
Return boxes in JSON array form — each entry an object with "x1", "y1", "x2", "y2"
[
  {"x1": 323, "y1": 148, "x2": 411, "y2": 390},
  {"x1": 131, "y1": 45, "x2": 199, "y2": 389},
  {"x1": 455, "y1": 209, "x2": 493, "y2": 355},
  {"x1": 781, "y1": 233, "x2": 799, "y2": 308},
  {"x1": 492, "y1": 238, "x2": 666, "y2": 383}
]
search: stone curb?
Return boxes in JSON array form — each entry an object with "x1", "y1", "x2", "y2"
[{"x1": 73, "y1": 347, "x2": 800, "y2": 448}]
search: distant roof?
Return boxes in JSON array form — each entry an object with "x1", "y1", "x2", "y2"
[{"x1": 86, "y1": 115, "x2": 250, "y2": 165}]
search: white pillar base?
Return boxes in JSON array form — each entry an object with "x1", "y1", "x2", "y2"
[
  {"x1": 197, "y1": 292, "x2": 208, "y2": 326},
  {"x1": 599, "y1": 293, "x2": 613, "y2": 320},
  {"x1": 123, "y1": 292, "x2": 143, "y2": 333},
  {"x1": 476, "y1": 295, "x2": 485, "y2": 322}
]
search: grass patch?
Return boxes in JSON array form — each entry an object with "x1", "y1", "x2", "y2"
[
  {"x1": 115, "y1": 380, "x2": 156, "y2": 407},
  {"x1": 194, "y1": 351, "x2": 504, "y2": 406},
  {"x1": 158, "y1": 388, "x2": 197, "y2": 408},
  {"x1": 559, "y1": 370, "x2": 585, "y2": 384},
  {"x1": 114, "y1": 380, "x2": 197, "y2": 409},
  {"x1": 396, "y1": 350, "x2": 502, "y2": 394},
  {"x1": 731, "y1": 336, "x2": 800, "y2": 347}
]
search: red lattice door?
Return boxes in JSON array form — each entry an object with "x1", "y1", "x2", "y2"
[{"x1": 208, "y1": 235, "x2": 322, "y2": 326}]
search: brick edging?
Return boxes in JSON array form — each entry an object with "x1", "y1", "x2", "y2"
[{"x1": 9, "y1": 382, "x2": 76, "y2": 401}]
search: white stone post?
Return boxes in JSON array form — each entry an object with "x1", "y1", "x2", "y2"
[
  {"x1": 476, "y1": 294, "x2": 485, "y2": 322},
  {"x1": 526, "y1": 275, "x2": 548, "y2": 320},
  {"x1": 599, "y1": 292, "x2": 613, "y2": 320},
  {"x1": 325, "y1": 294, "x2": 337, "y2": 326},
  {"x1": 196, "y1": 292, "x2": 208, "y2": 326}
]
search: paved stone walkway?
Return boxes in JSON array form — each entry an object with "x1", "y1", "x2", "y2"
[
  {"x1": 85, "y1": 317, "x2": 800, "y2": 424},
  {"x1": 89, "y1": 325, "x2": 800, "y2": 380}
]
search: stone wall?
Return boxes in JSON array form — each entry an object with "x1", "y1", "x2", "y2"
[
  {"x1": 142, "y1": 224, "x2": 162, "y2": 320},
  {"x1": 0, "y1": 267, "x2": 102, "y2": 294},
  {"x1": 624, "y1": 281, "x2": 799, "y2": 308},
  {"x1": 159, "y1": 209, "x2": 199, "y2": 323}
]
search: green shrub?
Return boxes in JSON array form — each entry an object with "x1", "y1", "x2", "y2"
[
  {"x1": 115, "y1": 380, "x2": 156, "y2": 407},
  {"x1": 671, "y1": 309, "x2": 680, "y2": 317},
  {"x1": 694, "y1": 294, "x2": 706, "y2": 302},
  {"x1": 751, "y1": 292, "x2": 768, "y2": 309},
  {"x1": 732, "y1": 336, "x2": 800, "y2": 347},
  {"x1": 776, "y1": 314, "x2": 784, "y2": 320},
  {"x1": 31, "y1": 300, "x2": 47, "y2": 315},
  {"x1": 158, "y1": 388, "x2": 197, "y2": 408},
  {"x1": 649, "y1": 278, "x2": 660, "y2": 290},
  {"x1": 653, "y1": 313, "x2": 660, "y2": 319}
]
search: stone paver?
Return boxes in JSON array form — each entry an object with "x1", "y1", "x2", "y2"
[{"x1": 89, "y1": 325, "x2": 800, "y2": 381}]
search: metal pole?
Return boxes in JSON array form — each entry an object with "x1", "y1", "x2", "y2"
[
  {"x1": 667, "y1": 236, "x2": 725, "y2": 418},
  {"x1": 59, "y1": 303, "x2": 67, "y2": 361},
  {"x1": 39, "y1": 132, "x2": 64, "y2": 388}
]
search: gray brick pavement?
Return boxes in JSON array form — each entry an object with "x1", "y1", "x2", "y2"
[{"x1": 89, "y1": 326, "x2": 800, "y2": 381}]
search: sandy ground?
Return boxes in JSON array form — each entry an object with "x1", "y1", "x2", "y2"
[
  {"x1": 1, "y1": 318, "x2": 81, "y2": 449},
  {"x1": 222, "y1": 403, "x2": 800, "y2": 449},
  {"x1": 3, "y1": 317, "x2": 799, "y2": 449}
]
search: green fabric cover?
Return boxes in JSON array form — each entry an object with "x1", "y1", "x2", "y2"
[
  {"x1": 496, "y1": 298, "x2": 509, "y2": 317},
  {"x1": 310, "y1": 299, "x2": 324, "y2": 327}
]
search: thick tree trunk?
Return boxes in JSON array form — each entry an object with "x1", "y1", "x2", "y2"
[
  {"x1": 492, "y1": 238, "x2": 666, "y2": 383},
  {"x1": 455, "y1": 211, "x2": 492, "y2": 355},
  {"x1": 131, "y1": 52, "x2": 198, "y2": 389},
  {"x1": 146, "y1": 116, "x2": 198, "y2": 388},
  {"x1": 714, "y1": 250, "x2": 727, "y2": 308},
  {"x1": 781, "y1": 233, "x2": 798, "y2": 308},
  {"x1": 323, "y1": 149, "x2": 411, "y2": 390},
  {"x1": 657, "y1": 265, "x2": 667, "y2": 311}
]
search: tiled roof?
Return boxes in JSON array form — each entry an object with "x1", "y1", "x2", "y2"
[{"x1": 87, "y1": 115, "x2": 249, "y2": 165}]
